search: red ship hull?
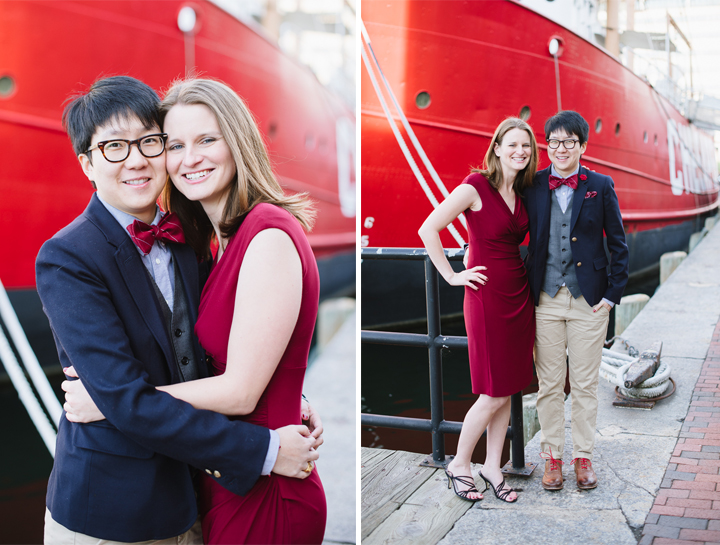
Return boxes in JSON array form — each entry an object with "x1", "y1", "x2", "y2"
[
  {"x1": 1, "y1": 0, "x2": 355, "y2": 293},
  {"x1": 360, "y1": 0, "x2": 718, "y2": 326},
  {"x1": 361, "y1": 0, "x2": 718, "y2": 252}
]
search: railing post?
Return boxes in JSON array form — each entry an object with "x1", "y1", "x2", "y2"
[
  {"x1": 361, "y1": 248, "x2": 536, "y2": 476},
  {"x1": 510, "y1": 392, "x2": 525, "y2": 470},
  {"x1": 424, "y1": 256, "x2": 446, "y2": 465}
]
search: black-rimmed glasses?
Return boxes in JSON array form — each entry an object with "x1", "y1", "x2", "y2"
[
  {"x1": 547, "y1": 138, "x2": 580, "y2": 150},
  {"x1": 85, "y1": 133, "x2": 168, "y2": 163}
]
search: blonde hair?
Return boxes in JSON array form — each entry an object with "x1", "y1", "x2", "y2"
[
  {"x1": 159, "y1": 77, "x2": 315, "y2": 260},
  {"x1": 472, "y1": 117, "x2": 538, "y2": 194}
]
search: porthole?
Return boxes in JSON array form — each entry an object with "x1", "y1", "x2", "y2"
[
  {"x1": 0, "y1": 76, "x2": 15, "y2": 97},
  {"x1": 415, "y1": 91, "x2": 431, "y2": 110},
  {"x1": 615, "y1": 123, "x2": 621, "y2": 136},
  {"x1": 595, "y1": 118, "x2": 602, "y2": 133},
  {"x1": 305, "y1": 132, "x2": 315, "y2": 150},
  {"x1": 519, "y1": 106, "x2": 531, "y2": 121},
  {"x1": 643, "y1": 130, "x2": 648, "y2": 143}
]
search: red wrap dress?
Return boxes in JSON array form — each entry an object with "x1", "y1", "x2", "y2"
[
  {"x1": 196, "y1": 203, "x2": 326, "y2": 544},
  {"x1": 462, "y1": 173, "x2": 535, "y2": 397}
]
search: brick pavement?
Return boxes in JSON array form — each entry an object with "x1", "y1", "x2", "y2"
[{"x1": 640, "y1": 318, "x2": 720, "y2": 545}]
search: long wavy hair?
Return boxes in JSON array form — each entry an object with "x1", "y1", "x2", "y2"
[
  {"x1": 159, "y1": 78, "x2": 315, "y2": 261},
  {"x1": 472, "y1": 117, "x2": 538, "y2": 194}
]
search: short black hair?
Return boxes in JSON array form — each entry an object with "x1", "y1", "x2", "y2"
[
  {"x1": 544, "y1": 110, "x2": 589, "y2": 145},
  {"x1": 62, "y1": 76, "x2": 161, "y2": 157}
]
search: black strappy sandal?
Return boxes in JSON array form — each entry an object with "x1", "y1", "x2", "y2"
[
  {"x1": 479, "y1": 470, "x2": 518, "y2": 503},
  {"x1": 445, "y1": 469, "x2": 483, "y2": 502}
]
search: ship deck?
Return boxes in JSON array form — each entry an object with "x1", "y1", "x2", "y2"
[{"x1": 362, "y1": 215, "x2": 720, "y2": 544}]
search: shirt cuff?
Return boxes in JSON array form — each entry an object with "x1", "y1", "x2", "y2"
[
  {"x1": 601, "y1": 297, "x2": 615, "y2": 309},
  {"x1": 261, "y1": 429, "x2": 280, "y2": 476}
]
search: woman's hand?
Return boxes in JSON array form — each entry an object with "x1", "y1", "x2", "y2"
[
  {"x1": 301, "y1": 398, "x2": 324, "y2": 450},
  {"x1": 448, "y1": 265, "x2": 488, "y2": 290},
  {"x1": 62, "y1": 366, "x2": 106, "y2": 423}
]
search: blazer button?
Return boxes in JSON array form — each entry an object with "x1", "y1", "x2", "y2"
[
  {"x1": 577, "y1": 262, "x2": 582, "y2": 267},
  {"x1": 174, "y1": 329, "x2": 183, "y2": 337},
  {"x1": 205, "y1": 469, "x2": 212, "y2": 475},
  {"x1": 572, "y1": 237, "x2": 577, "y2": 242},
  {"x1": 213, "y1": 470, "x2": 222, "y2": 478},
  {"x1": 181, "y1": 356, "x2": 190, "y2": 365}
]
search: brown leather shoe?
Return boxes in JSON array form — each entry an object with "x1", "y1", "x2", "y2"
[
  {"x1": 541, "y1": 457, "x2": 563, "y2": 490},
  {"x1": 573, "y1": 458, "x2": 598, "y2": 489}
]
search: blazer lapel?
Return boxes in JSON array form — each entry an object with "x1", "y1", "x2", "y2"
[
  {"x1": 570, "y1": 165, "x2": 588, "y2": 232},
  {"x1": 115, "y1": 241, "x2": 178, "y2": 376},
  {"x1": 86, "y1": 195, "x2": 179, "y2": 381}
]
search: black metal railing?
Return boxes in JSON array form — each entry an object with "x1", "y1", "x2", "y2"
[{"x1": 361, "y1": 247, "x2": 531, "y2": 473}]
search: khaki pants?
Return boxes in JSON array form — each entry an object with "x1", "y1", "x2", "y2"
[
  {"x1": 44, "y1": 509, "x2": 203, "y2": 545},
  {"x1": 534, "y1": 287, "x2": 609, "y2": 461}
]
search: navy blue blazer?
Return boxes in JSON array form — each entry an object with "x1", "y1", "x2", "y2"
[
  {"x1": 37, "y1": 194, "x2": 270, "y2": 542},
  {"x1": 523, "y1": 164, "x2": 629, "y2": 307}
]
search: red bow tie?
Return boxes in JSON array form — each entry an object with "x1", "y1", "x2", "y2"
[
  {"x1": 127, "y1": 212, "x2": 185, "y2": 255},
  {"x1": 548, "y1": 174, "x2": 578, "y2": 191}
]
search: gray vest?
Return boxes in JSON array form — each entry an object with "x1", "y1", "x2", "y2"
[
  {"x1": 542, "y1": 193, "x2": 582, "y2": 299},
  {"x1": 148, "y1": 261, "x2": 201, "y2": 382}
]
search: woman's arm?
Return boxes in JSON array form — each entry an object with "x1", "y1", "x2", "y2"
[
  {"x1": 417, "y1": 184, "x2": 487, "y2": 290},
  {"x1": 62, "y1": 229, "x2": 302, "y2": 420},
  {"x1": 156, "y1": 228, "x2": 302, "y2": 415}
]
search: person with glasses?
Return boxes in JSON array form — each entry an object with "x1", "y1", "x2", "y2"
[
  {"x1": 523, "y1": 110, "x2": 629, "y2": 492},
  {"x1": 36, "y1": 75, "x2": 321, "y2": 544}
]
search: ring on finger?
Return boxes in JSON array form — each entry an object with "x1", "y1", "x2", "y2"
[{"x1": 302, "y1": 461, "x2": 313, "y2": 473}]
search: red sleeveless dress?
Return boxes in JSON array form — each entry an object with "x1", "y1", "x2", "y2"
[
  {"x1": 195, "y1": 203, "x2": 326, "y2": 544},
  {"x1": 462, "y1": 174, "x2": 534, "y2": 397}
]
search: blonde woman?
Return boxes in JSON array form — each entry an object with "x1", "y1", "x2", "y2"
[
  {"x1": 154, "y1": 78, "x2": 326, "y2": 543},
  {"x1": 418, "y1": 118, "x2": 538, "y2": 504}
]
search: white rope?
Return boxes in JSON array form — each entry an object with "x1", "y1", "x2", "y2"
[
  {"x1": 361, "y1": 22, "x2": 467, "y2": 231},
  {"x1": 553, "y1": 52, "x2": 562, "y2": 112},
  {"x1": 599, "y1": 348, "x2": 673, "y2": 399},
  {"x1": 361, "y1": 22, "x2": 466, "y2": 247},
  {"x1": 0, "y1": 277, "x2": 63, "y2": 424},
  {"x1": 0, "y1": 326, "x2": 57, "y2": 456}
]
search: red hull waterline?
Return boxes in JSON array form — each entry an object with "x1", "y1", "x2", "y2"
[
  {"x1": 360, "y1": 0, "x2": 719, "y2": 265},
  {"x1": 1, "y1": 0, "x2": 356, "y2": 296}
]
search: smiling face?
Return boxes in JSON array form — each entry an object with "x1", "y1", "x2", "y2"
[
  {"x1": 547, "y1": 128, "x2": 587, "y2": 177},
  {"x1": 494, "y1": 127, "x2": 532, "y2": 177},
  {"x1": 79, "y1": 116, "x2": 166, "y2": 224},
  {"x1": 163, "y1": 103, "x2": 236, "y2": 217}
]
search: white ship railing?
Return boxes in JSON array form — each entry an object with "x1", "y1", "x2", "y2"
[{"x1": 0, "y1": 277, "x2": 61, "y2": 456}]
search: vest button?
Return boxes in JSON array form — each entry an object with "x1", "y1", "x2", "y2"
[
  {"x1": 572, "y1": 237, "x2": 577, "y2": 242},
  {"x1": 181, "y1": 356, "x2": 190, "y2": 365},
  {"x1": 205, "y1": 469, "x2": 212, "y2": 475},
  {"x1": 213, "y1": 470, "x2": 222, "y2": 478},
  {"x1": 577, "y1": 262, "x2": 582, "y2": 266},
  {"x1": 562, "y1": 224, "x2": 567, "y2": 227},
  {"x1": 561, "y1": 248, "x2": 566, "y2": 252},
  {"x1": 562, "y1": 236, "x2": 566, "y2": 239},
  {"x1": 562, "y1": 261, "x2": 566, "y2": 264},
  {"x1": 174, "y1": 329, "x2": 182, "y2": 337}
]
